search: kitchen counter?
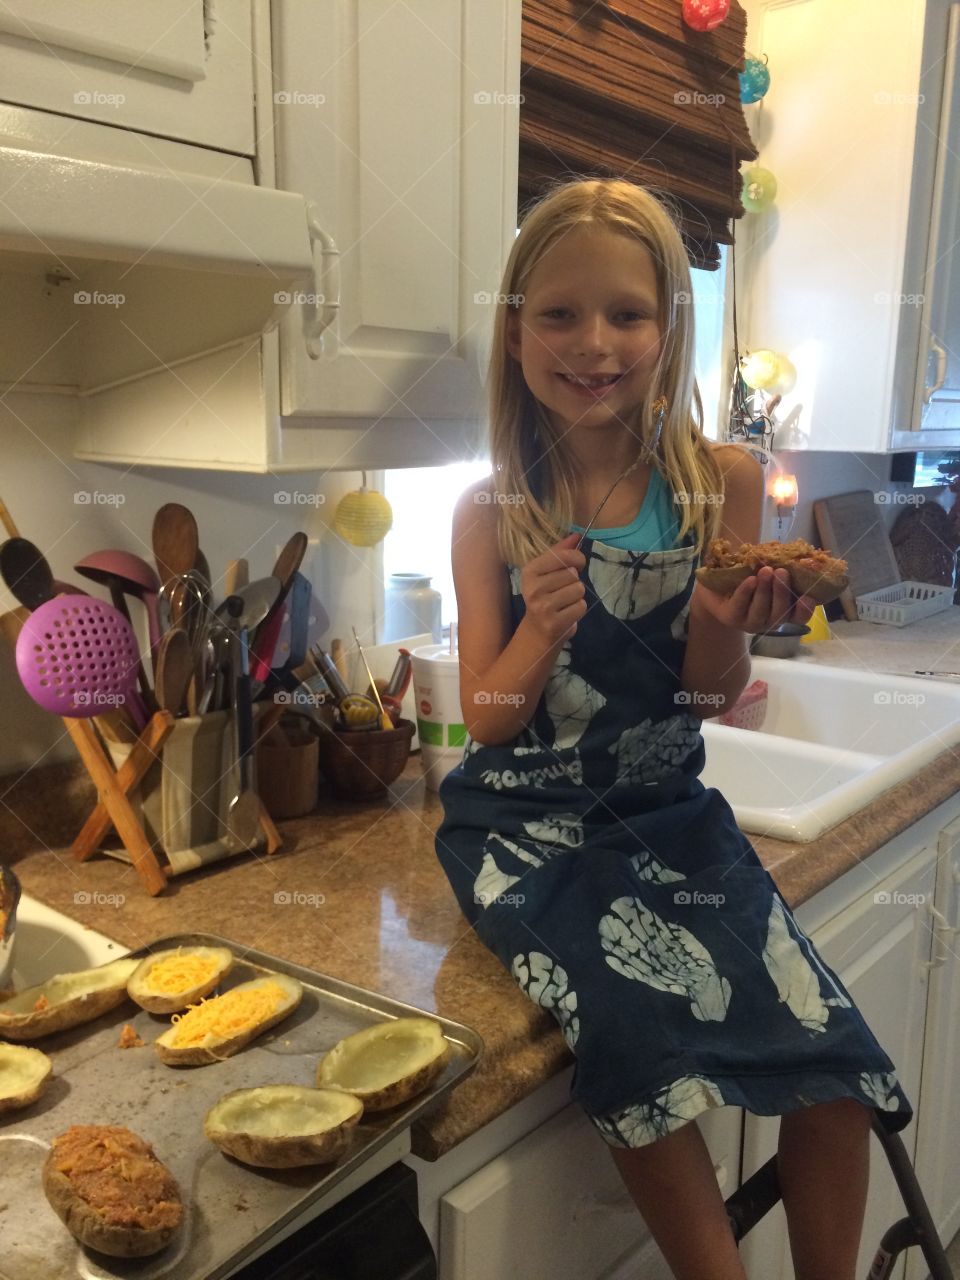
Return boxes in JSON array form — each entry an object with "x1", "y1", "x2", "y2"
[
  {"x1": 793, "y1": 605, "x2": 960, "y2": 676},
  {"x1": 5, "y1": 706, "x2": 960, "y2": 1160}
]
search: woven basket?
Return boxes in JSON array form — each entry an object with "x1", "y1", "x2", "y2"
[{"x1": 317, "y1": 718, "x2": 414, "y2": 799}]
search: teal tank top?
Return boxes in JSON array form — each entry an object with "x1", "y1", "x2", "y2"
[{"x1": 570, "y1": 466, "x2": 680, "y2": 551}]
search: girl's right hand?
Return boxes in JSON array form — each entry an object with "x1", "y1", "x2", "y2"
[{"x1": 520, "y1": 532, "x2": 588, "y2": 646}]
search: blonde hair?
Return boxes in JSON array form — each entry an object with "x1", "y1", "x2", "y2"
[{"x1": 488, "y1": 177, "x2": 726, "y2": 565}]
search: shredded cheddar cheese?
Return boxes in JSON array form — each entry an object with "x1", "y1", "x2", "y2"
[
  {"x1": 143, "y1": 951, "x2": 219, "y2": 994},
  {"x1": 169, "y1": 981, "x2": 287, "y2": 1047}
]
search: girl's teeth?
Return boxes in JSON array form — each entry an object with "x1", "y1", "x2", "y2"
[{"x1": 563, "y1": 374, "x2": 620, "y2": 387}]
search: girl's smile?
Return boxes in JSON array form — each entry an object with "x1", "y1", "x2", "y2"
[{"x1": 506, "y1": 225, "x2": 663, "y2": 441}]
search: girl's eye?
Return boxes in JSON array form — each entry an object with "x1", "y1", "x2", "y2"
[
  {"x1": 542, "y1": 308, "x2": 571, "y2": 320},
  {"x1": 616, "y1": 311, "x2": 649, "y2": 323}
]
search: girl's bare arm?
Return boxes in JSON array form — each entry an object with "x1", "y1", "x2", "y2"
[
  {"x1": 680, "y1": 446, "x2": 811, "y2": 716},
  {"x1": 452, "y1": 480, "x2": 586, "y2": 745}
]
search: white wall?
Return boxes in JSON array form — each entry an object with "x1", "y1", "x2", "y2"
[{"x1": 0, "y1": 393, "x2": 386, "y2": 775}]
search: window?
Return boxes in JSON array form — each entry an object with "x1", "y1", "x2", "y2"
[
  {"x1": 382, "y1": 459, "x2": 491, "y2": 637},
  {"x1": 382, "y1": 255, "x2": 727, "y2": 626}
]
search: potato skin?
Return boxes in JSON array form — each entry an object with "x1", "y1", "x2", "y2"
[
  {"x1": 695, "y1": 561, "x2": 848, "y2": 605},
  {"x1": 694, "y1": 565, "x2": 753, "y2": 597},
  {"x1": 787, "y1": 562, "x2": 848, "y2": 605},
  {"x1": 204, "y1": 1094, "x2": 362, "y2": 1168},
  {"x1": 154, "y1": 978, "x2": 302, "y2": 1067},
  {"x1": 317, "y1": 1038, "x2": 451, "y2": 1112},
  {"x1": 127, "y1": 947, "x2": 234, "y2": 1015},
  {"x1": 0, "y1": 986, "x2": 130, "y2": 1042},
  {"x1": 42, "y1": 1140, "x2": 181, "y2": 1258},
  {"x1": 0, "y1": 1045, "x2": 52, "y2": 1112}
]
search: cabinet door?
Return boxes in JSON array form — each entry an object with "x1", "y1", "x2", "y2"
[
  {"x1": 908, "y1": 815, "x2": 960, "y2": 1276},
  {"x1": 0, "y1": 0, "x2": 255, "y2": 154},
  {"x1": 741, "y1": 0, "x2": 927, "y2": 453},
  {"x1": 911, "y1": 4, "x2": 960, "y2": 437},
  {"x1": 272, "y1": 0, "x2": 521, "y2": 468},
  {"x1": 739, "y1": 847, "x2": 937, "y2": 1280},
  {"x1": 438, "y1": 1102, "x2": 741, "y2": 1280}
]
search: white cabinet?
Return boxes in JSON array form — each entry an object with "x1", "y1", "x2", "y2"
[
  {"x1": 0, "y1": 0, "x2": 255, "y2": 155},
  {"x1": 909, "y1": 814, "x2": 960, "y2": 1277},
  {"x1": 741, "y1": 0, "x2": 960, "y2": 452},
  {"x1": 739, "y1": 845, "x2": 939, "y2": 1280},
  {"x1": 73, "y1": 0, "x2": 522, "y2": 472},
  {"x1": 905, "y1": 4, "x2": 960, "y2": 442},
  {"x1": 438, "y1": 1102, "x2": 741, "y2": 1280}
]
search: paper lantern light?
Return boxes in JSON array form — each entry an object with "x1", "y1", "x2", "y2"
[
  {"x1": 770, "y1": 354, "x2": 797, "y2": 394},
  {"x1": 740, "y1": 350, "x2": 780, "y2": 390},
  {"x1": 682, "y1": 0, "x2": 730, "y2": 32},
  {"x1": 333, "y1": 479, "x2": 393, "y2": 547},
  {"x1": 741, "y1": 165, "x2": 778, "y2": 212},
  {"x1": 740, "y1": 53, "x2": 771, "y2": 104}
]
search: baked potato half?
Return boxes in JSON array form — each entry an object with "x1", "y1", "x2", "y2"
[
  {"x1": 0, "y1": 1042, "x2": 52, "y2": 1113},
  {"x1": 204, "y1": 1084, "x2": 363, "y2": 1167},
  {"x1": 154, "y1": 972, "x2": 303, "y2": 1066},
  {"x1": 127, "y1": 945, "x2": 234, "y2": 1014},
  {"x1": 695, "y1": 538, "x2": 848, "y2": 606},
  {"x1": 316, "y1": 1016, "x2": 450, "y2": 1112},
  {"x1": 0, "y1": 957, "x2": 139, "y2": 1041},
  {"x1": 42, "y1": 1125, "x2": 182, "y2": 1258}
]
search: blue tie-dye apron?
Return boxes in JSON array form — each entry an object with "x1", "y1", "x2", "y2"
[{"x1": 435, "y1": 531, "x2": 913, "y2": 1147}]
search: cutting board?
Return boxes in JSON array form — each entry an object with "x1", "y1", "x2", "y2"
[{"x1": 814, "y1": 490, "x2": 901, "y2": 621}]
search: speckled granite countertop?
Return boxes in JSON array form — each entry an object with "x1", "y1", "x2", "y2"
[{"x1": 3, "y1": 617, "x2": 960, "y2": 1158}]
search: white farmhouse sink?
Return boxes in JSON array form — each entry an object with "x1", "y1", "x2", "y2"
[
  {"x1": 8, "y1": 894, "x2": 125, "y2": 989},
  {"x1": 700, "y1": 657, "x2": 960, "y2": 843}
]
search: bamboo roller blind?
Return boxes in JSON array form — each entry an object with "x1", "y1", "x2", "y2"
[{"x1": 519, "y1": 0, "x2": 758, "y2": 270}]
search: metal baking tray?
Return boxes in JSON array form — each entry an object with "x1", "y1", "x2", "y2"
[{"x1": 0, "y1": 932, "x2": 483, "y2": 1280}]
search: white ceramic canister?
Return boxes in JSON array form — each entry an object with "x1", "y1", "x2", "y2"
[
  {"x1": 411, "y1": 644, "x2": 465, "y2": 790},
  {"x1": 383, "y1": 574, "x2": 442, "y2": 643}
]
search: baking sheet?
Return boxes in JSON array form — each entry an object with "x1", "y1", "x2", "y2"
[{"x1": 0, "y1": 933, "x2": 483, "y2": 1280}]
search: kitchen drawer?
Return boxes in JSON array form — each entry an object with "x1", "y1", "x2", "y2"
[
  {"x1": 0, "y1": 0, "x2": 255, "y2": 155},
  {"x1": 438, "y1": 1101, "x2": 740, "y2": 1280}
]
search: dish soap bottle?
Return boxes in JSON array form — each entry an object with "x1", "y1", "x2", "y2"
[{"x1": 383, "y1": 574, "x2": 442, "y2": 643}]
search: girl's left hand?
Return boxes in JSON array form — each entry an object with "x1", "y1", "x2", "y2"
[{"x1": 693, "y1": 565, "x2": 816, "y2": 634}]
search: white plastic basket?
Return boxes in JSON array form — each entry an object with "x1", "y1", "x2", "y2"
[{"x1": 855, "y1": 581, "x2": 954, "y2": 627}]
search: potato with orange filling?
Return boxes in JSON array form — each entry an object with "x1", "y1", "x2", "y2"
[
  {"x1": 695, "y1": 538, "x2": 848, "y2": 605},
  {"x1": 154, "y1": 973, "x2": 303, "y2": 1066},
  {"x1": 127, "y1": 945, "x2": 234, "y2": 1014},
  {"x1": 42, "y1": 1125, "x2": 182, "y2": 1257}
]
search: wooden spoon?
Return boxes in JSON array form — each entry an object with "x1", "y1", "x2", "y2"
[
  {"x1": 153, "y1": 628, "x2": 195, "y2": 717},
  {"x1": 152, "y1": 504, "x2": 200, "y2": 623},
  {"x1": 0, "y1": 538, "x2": 54, "y2": 610}
]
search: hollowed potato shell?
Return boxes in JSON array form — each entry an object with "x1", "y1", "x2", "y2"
[
  {"x1": 205, "y1": 1085, "x2": 363, "y2": 1167},
  {"x1": 127, "y1": 946, "x2": 234, "y2": 1014},
  {"x1": 0, "y1": 1042, "x2": 52, "y2": 1113},
  {"x1": 42, "y1": 1129, "x2": 181, "y2": 1258},
  {"x1": 787, "y1": 562, "x2": 849, "y2": 605},
  {"x1": 154, "y1": 973, "x2": 303, "y2": 1067},
  {"x1": 0, "y1": 958, "x2": 139, "y2": 1041},
  {"x1": 316, "y1": 1016, "x2": 450, "y2": 1112},
  {"x1": 694, "y1": 565, "x2": 753, "y2": 596}
]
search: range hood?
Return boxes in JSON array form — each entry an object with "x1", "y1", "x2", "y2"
[{"x1": 0, "y1": 127, "x2": 314, "y2": 394}]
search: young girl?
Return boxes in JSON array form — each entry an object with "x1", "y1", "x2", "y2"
[{"x1": 434, "y1": 178, "x2": 913, "y2": 1280}]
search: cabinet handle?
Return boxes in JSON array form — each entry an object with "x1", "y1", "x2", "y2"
[
  {"x1": 923, "y1": 335, "x2": 948, "y2": 404},
  {"x1": 304, "y1": 203, "x2": 341, "y2": 360},
  {"x1": 920, "y1": 902, "x2": 954, "y2": 970}
]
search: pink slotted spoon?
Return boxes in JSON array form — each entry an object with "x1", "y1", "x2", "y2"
[{"x1": 15, "y1": 594, "x2": 148, "y2": 730}]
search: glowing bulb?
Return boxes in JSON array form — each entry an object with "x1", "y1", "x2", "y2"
[{"x1": 770, "y1": 473, "x2": 799, "y2": 508}]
